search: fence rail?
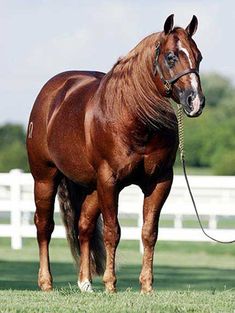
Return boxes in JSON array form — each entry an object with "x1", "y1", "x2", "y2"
[{"x1": 0, "y1": 169, "x2": 235, "y2": 250}]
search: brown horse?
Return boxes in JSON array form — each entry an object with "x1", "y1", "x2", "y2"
[{"x1": 26, "y1": 14, "x2": 205, "y2": 293}]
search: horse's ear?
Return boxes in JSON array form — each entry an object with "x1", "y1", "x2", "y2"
[
  {"x1": 186, "y1": 15, "x2": 198, "y2": 37},
  {"x1": 164, "y1": 14, "x2": 174, "y2": 35}
]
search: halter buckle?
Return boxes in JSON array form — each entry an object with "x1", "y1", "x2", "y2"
[{"x1": 164, "y1": 81, "x2": 172, "y2": 94}]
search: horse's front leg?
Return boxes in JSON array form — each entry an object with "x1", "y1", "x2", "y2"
[
  {"x1": 97, "y1": 162, "x2": 120, "y2": 293},
  {"x1": 139, "y1": 169, "x2": 173, "y2": 293}
]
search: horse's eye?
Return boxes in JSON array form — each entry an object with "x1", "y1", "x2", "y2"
[{"x1": 166, "y1": 52, "x2": 177, "y2": 68}]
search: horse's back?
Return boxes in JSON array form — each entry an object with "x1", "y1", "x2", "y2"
[
  {"x1": 27, "y1": 70, "x2": 104, "y2": 180},
  {"x1": 30, "y1": 70, "x2": 104, "y2": 124}
]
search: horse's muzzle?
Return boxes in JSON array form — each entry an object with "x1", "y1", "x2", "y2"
[{"x1": 180, "y1": 90, "x2": 205, "y2": 118}]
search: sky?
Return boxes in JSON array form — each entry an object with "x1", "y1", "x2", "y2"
[{"x1": 1, "y1": 0, "x2": 235, "y2": 125}]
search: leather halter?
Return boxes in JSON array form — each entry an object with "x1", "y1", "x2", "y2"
[{"x1": 153, "y1": 42, "x2": 199, "y2": 95}]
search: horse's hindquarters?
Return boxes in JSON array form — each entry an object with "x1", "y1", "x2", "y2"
[{"x1": 27, "y1": 71, "x2": 104, "y2": 184}]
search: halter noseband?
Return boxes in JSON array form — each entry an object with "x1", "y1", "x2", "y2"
[{"x1": 153, "y1": 42, "x2": 199, "y2": 95}]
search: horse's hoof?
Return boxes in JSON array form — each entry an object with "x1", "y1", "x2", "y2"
[
  {"x1": 39, "y1": 282, "x2": 53, "y2": 291},
  {"x1": 105, "y1": 284, "x2": 116, "y2": 293},
  {"x1": 140, "y1": 287, "x2": 153, "y2": 294},
  {"x1": 105, "y1": 288, "x2": 116, "y2": 293},
  {"x1": 78, "y1": 279, "x2": 93, "y2": 292}
]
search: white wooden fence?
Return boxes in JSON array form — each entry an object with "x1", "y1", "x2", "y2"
[{"x1": 0, "y1": 169, "x2": 235, "y2": 250}]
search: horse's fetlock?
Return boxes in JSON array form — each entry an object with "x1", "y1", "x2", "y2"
[{"x1": 103, "y1": 271, "x2": 117, "y2": 290}]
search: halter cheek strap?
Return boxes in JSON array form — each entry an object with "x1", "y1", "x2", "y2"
[{"x1": 153, "y1": 42, "x2": 199, "y2": 95}]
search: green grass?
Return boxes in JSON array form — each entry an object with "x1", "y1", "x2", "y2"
[
  {"x1": 0, "y1": 289, "x2": 234, "y2": 313},
  {"x1": 0, "y1": 238, "x2": 234, "y2": 312}
]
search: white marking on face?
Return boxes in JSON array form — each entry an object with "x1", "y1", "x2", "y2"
[
  {"x1": 189, "y1": 95, "x2": 200, "y2": 116},
  {"x1": 177, "y1": 40, "x2": 201, "y2": 115},
  {"x1": 190, "y1": 74, "x2": 198, "y2": 90},
  {"x1": 177, "y1": 40, "x2": 198, "y2": 91},
  {"x1": 177, "y1": 41, "x2": 192, "y2": 67}
]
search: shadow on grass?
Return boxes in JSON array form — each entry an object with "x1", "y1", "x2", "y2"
[{"x1": 0, "y1": 260, "x2": 234, "y2": 291}]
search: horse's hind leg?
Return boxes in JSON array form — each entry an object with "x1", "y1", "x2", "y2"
[
  {"x1": 33, "y1": 169, "x2": 61, "y2": 291},
  {"x1": 97, "y1": 162, "x2": 120, "y2": 293},
  {"x1": 78, "y1": 191, "x2": 100, "y2": 291}
]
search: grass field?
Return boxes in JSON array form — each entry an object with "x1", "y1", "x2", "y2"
[{"x1": 0, "y1": 238, "x2": 234, "y2": 313}]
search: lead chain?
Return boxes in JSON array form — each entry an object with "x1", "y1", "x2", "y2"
[{"x1": 177, "y1": 104, "x2": 185, "y2": 161}]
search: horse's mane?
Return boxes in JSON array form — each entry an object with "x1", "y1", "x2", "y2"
[{"x1": 98, "y1": 32, "x2": 177, "y2": 131}]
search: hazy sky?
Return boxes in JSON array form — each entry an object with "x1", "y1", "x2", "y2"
[{"x1": 1, "y1": 0, "x2": 235, "y2": 125}]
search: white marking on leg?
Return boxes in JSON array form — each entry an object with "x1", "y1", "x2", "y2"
[{"x1": 78, "y1": 279, "x2": 93, "y2": 292}]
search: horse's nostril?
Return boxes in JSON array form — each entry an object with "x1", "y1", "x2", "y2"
[{"x1": 187, "y1": 95, "x2": 193, "y2": 109}]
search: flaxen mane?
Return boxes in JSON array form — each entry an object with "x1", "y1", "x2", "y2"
[{"x1": 99, "y1": 32, "x2": 177, "y2": 131}]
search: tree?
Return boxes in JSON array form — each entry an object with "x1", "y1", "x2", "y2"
[
  {"x1": 201, "y1": 73, "x2": 234, "y2": 107},
  {"x1": 182, "y1": 72, "x2": 235, "y2": 174},
  {"x1": 0, "y1": 124, "x2": 28, "y2": 172}
]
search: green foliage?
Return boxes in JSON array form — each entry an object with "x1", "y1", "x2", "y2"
[
  {"x1": 212, "y1": 149, "x2": 235, "y2": 175},
  {"x1": 182, "y1": 72, "x2": 235, "y2": 175},
  {"x1": 0, "y1": 124, "x2": 28, "y2": 172},
  {"x1": 200, "y1": 73, "x2": 234, "y2": 107}
]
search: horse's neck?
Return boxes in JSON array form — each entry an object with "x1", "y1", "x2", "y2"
[
  {"x1": 102, "y1": 67, "x2": 176, "y2": 129},
  {"x1": 94, "y1": 44, "x2": 177, "y2": 151},
  {"x1": 99, "y1": 80, "x2": 176, "y2": 136}
]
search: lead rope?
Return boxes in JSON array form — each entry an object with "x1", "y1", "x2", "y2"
[{"x1": 177, "y1": 105, "x2": 235, "y2": 244}]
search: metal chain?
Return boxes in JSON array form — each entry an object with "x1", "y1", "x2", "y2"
[
  {"x1": 177, "y1": 105, "x2": 235, "y2": 244},
  {"x1": 177, "y1": 104, "x2": 185, "y2": 162}
]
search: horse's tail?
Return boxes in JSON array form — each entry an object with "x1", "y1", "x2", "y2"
[{"x1": 57, "y1": 177, "x2": 106, "y2": 276}]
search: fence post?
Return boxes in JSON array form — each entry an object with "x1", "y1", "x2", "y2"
[
  {"x1": 10, "y1": 169, "x2": 23, "y2": 249},
  {"x1": 208, "y1": 215, "x2": 217, "y2": 229},
  {"x1": 174, "y1": 214, "x2": 183, "y2": 228},
  {"x1": 138, "y1": 212, "x2": 143, "y2": 254},
  {"x1": 137, "y1": 191, "x2": 143, "y2": 254}
]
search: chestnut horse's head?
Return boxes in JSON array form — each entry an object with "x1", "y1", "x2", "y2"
[{"x1": 154, "y1": 14, "x2": 205, "y2": 117}]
